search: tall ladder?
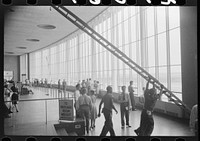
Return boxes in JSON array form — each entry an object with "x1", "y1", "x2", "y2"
[{"x1": 52, "y1": 6, "x2": 191, "y2": 114}]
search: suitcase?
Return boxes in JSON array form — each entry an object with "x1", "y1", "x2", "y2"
[{"x1": 54, "y1": 119, "x2": 85, "y2": 136}]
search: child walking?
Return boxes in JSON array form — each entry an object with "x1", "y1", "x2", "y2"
[{"x1": 11, "y1": 92, "x2": 19, "y2": 112}]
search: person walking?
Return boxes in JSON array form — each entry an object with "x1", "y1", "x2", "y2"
[
  {"x1": 58, "y1": 79, "x2": 61, "y2": 98},
  {"x1": 11, "y1": 91, "x2": 19, "y2": 112},
  {"x1": 128, "y1": 81, "x2": 136, "y2": 111},
  {"x1": 118, "y1": 86, "x2": 131, "y2": 129},
  {"x1": 90, "y1": 90, "x2": 97, "y2": 129},
  {"x1": 62, "y1": 79, "x2": 67, "y2": 98},
  {"x1": 134, "y1": 77, "x2": 164, "y2": 136},
  {"x1": 81, "y1": 80, "x2": 86, "y2": 88},
  {"x1": 96, "y1": 81, "x2": 100, "y2": 96},
  {"x1": 77, "y1": 87, "x2": 92, "y2": 135},
  {"x1": 74, "y1": 84, "x2": 81, "y2": 118},
  {"x1": 98, "y1": 86, "x2": 118, "y2": 136}
]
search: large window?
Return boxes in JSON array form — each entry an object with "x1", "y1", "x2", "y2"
[{"x1": 29, "y1": 6, "x2": 182, "y2": 101}]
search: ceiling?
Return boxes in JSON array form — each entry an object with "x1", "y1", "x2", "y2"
[{"x1": 4, "y1": 6, "x2": 108, "y2": 56}]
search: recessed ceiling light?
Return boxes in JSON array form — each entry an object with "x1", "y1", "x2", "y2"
[
  {"x1": 37, "y1": 24, "x2": 56, "y2": 29},
  {"x1": 16, "y1": 47, "x2": 27, "y2": 49},
  {"x1": 5, "y1": 52, "x2": 14, "y2": 54},
  {"x1": 26, "y1": 39, "x2": 40, "y2": 42}
]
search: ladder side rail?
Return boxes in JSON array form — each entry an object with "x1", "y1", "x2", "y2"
[
  {"x1": 58, "y1": 6, "x2": 166, "y2": 85},
  {"x1": 59, "y1": 7, "x2": 157, "y2": 78},
  {"x1": 53, "y1": 6, "x2": 85, "y2": 29},
  {"x1": 58, "y1": 6, "x2": 167, "y2": 88},
  {"x1": 52, "y1": 6, "x2": 191, "y2": 113}
]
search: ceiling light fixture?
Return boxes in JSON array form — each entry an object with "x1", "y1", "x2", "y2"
[
  {"x1": 37, "y1": 24, "x2": 56, "y2": 29},
  {"x1": 26, "y1": 39, "x2": 40, "y2": 42},
  {"x1": 16, "y1": 47, "x2": 27, "y2": 49},
  {"x1": 5, "y1": 52, "x2": 14, "y2": 54}
]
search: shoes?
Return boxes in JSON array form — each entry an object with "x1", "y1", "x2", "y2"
[
  {"x1": 9, "y1": 110, "x2": 13, "y2": 113},
  {"x1": 121, "y1": 126, "x2": 125, "y2": 129},
  {"x1": 16, "y1": 110, "x2": 19, "y2": 112},
  {"x1": 90, "y1": 126, "x2": 96, "y2": 130},
  {"x1": 132, "y1": 109, "x2": 137, "y2": 111},
  {"x1": 134, "y1": 129, "x2": 139, "y2": 136},
  {"x1": 126, "y1": 125, "x2": 131, "y2": 128}
]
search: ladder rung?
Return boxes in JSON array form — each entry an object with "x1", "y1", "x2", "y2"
[{"x1": 52, "y1": 6, "x2": 191, "y2": 114}]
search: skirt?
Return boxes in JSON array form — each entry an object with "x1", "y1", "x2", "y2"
[{"x1": 90, "y1": 103, "x2": 97, "y2": 120}]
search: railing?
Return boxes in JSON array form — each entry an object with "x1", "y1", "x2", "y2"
[{"x1": 4, "y1": 86, "x2": 75, "y2": 126}]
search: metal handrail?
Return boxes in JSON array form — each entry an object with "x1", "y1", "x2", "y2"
[
  {"x1": 4, "y1": 97, "x2": 74, "y2": 103},
  {"x1": 5, "y1": 95, "x2": 75, "y2": 124}
]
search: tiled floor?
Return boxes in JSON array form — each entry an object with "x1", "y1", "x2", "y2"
[{"x1": 4, "y1": 86, "x2": 194, "y2": 136}]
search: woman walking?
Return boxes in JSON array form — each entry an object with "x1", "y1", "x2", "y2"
[{"x1": 90, "y1": 90, "x2": 97, "y2": 129}]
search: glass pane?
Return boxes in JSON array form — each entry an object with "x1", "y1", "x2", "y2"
[
  {"x1": 148, "y1": 37, "x2": 155, "y2": 67},
  {"x1": 158, "y1": 33, "x2": 167, "y2": 66},
  {"x1": 171, "y1": 66, "x2": 182, "y2": 93},
  {"x1": 124, "y1": 7, "x2": 128, "y2": 20},
  {"x1": 118, "y1": 11, "x2": 122, "y2": 23},
  {"x1": 131, "y1": 42, "x2": 137, "y2": 62},
  {"x1": 130, "y1": 16, "x2": 136, "y2": 42},
  {"x1": 130, "y1": 7, "x2": 135, "y2": 17},
  {"x1": 124, "y1": 20, "x2": 129, "y2": 44},
  {"x1": 147, "y1": 7, "x2": 155, "y2": 37},
  {"x1": 170, "y1": 28, "x2": 181, "y2": 65},
  {"x1": 159, "y1": 67, "x2": 167, "y2": 87},
  {"x1": 124, "y1": 69, "x2": 129, "y2": 86},
  {"x1": 149, "y1": 67, "x2": 155, "y2": 78},
  {"x1": 118, "y1": 23, "x2": 122, "y2": 47},
  {"x1": 157, "y1": 7, "x2": 166, "y2": 33},
  {"x1": 169, "y1": 7, "x2": 180, "y2": 29}
]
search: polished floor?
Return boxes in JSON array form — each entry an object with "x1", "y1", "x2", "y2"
[{"x1": 4, "y1": 86, "x2": 194, "y2": 136}]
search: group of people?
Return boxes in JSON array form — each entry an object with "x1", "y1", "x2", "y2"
[
  {"x1": 73, "y1": 83, "x2": 98, "y2": 135},
  {"x1": 79, "y1": 78, "x2": 100, "y2": 96},
  {"x1": 3, "y1": 77, "x2": 197, "y2": 136},
  {"x1": 71, "y1": 77, "x2": 163, "y2": 136},
  {"x1": 97, "y1": 77, "x2": 165, "y2": 136},
  {"x1": 3, "y1": 80, "x2": 20, "y2": 118}
]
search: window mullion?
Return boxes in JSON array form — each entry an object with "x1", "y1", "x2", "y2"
[{"x1": 166, "y1": 7, "x2": 172, "y2": 94}]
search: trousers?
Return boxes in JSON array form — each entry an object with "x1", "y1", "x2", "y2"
[
  {"x1": 80, "y1": 105, "x2": 90, "y2": 134},
  {"x1": 100, "y1": 108, "x2": 116, "y2": 136},
  {"x1": 120, "y1": 105, "x2": 129, "y2": 126},
  {"x1": 129, "y1": 92, "x2": 136, "y2": 110},
  {"x1": 136, "y1": 109, "x2": 154, "y2": 136}
]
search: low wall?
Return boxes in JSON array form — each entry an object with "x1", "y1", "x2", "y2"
[
  {"x1": 35, "y1": 84, "x2": 185, "y2": 119},
  {"x1": 98, "y1": 90, "x2": 184, "y2": 119}
]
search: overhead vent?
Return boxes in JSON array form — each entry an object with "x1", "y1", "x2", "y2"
[
  {"x1": 26, "y1": 39, "x2": 40, "y2": 42},
  {"x1": 5, "y1": 52, "x2": 14, "y2": 54},
  {"x1": 37, "y1": 24, "x2": 56, "y2": 29},
  {"x1": 16, "y1": 47, "x2": 27, "y2": 49}
]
